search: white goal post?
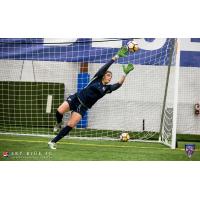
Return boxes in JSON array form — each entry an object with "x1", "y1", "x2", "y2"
[{"x1": 159, "y1": 39, "x2": 180, "y2": 149}]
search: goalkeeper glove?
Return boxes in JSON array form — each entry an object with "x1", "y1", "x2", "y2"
[
  {"x1": 114, "y1": 46, "x2": 129, "y2": 59},
  {"x1": 122, "y1": 63, "x2": 134, "y2": 75}
]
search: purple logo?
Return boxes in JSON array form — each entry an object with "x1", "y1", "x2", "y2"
[{"x1": 185, "y1": 144, "x2": 195, "y2": 158}]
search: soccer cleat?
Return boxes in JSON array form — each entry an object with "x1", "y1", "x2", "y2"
[{"x1": 48, "y1": 141, "x2": 56, "y2": 150}]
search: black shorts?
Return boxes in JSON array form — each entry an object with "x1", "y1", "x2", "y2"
[{"x1": 66, "y1": 94, "x2": 88, "y2": 117}]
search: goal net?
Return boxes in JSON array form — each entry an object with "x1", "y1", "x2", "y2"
[{"x1": 0, "y1": 38, "x2": 177, "y2": 148}]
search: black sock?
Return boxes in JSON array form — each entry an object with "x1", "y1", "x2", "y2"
[
  {"x1": 56, "y1": 110, "x2": 63, "y2": 124},
  {"x1": 51, "y1": 126, "x2": 72, "y2": 143}
]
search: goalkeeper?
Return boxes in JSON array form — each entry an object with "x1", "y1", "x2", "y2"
[{"x1": 48, "y1": 46, "x2": 135, "y2": 149}]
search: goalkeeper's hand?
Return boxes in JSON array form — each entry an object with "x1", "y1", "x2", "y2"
[
  {"x1": 122, "y1": 63, "x2": 134, "y2": 75},
  {"x1": 115, "y1": 46, "x2": 129, "y2": 59}
]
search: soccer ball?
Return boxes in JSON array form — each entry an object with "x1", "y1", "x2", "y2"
[
  {"x1": 120, "y1": 132, "x2": 130, "y2": 142},
  {"x1": 127, "y1": 40, "x2": 139, "y2": 52}
]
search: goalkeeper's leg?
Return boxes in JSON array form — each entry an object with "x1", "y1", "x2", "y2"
[
  {"x1": 53, "y1": 110, "x2": 63, "y2": 132},
  {"x1": 53, "y1": 101, "x2": 71, "y2": 132},
  {"x1": 48, "y1": 112, "x2": 82, "y2": 149}
]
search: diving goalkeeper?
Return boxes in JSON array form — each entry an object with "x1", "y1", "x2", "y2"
[{"x1": 48, "y1": 46, "x2": 136, "y2": 149}]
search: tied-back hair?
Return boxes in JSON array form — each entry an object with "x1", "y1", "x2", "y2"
[{"x1": 104, "y1": 70, "x2": 112, "y2": 75}]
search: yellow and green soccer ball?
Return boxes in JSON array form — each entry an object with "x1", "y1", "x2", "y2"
[
  {"x1": 120, "y1": 132, "x2": 130, "y2": 142},
  {"x1": 127, "y1": 40, "x2": 139, "y2": 52}
]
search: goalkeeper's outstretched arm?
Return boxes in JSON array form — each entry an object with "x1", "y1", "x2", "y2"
[
  {"x1": 94, "y1": 46, "x2": 129, "y2": 78},
  {"x1": 118, "y1": 74, "x2": 126, "y2": 85},
  {"x1": 109, "y1": 63, "x2": 134, "y2": 92},
  {"x1": 109, "y1": 76, "x2": 126, "y2": 92}
]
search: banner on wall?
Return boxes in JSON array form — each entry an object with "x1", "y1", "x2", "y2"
[{"x1": 0, "y1": 38, "x2": 199, "y2": 67}]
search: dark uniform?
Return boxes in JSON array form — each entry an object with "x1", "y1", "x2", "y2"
[{"x1": 66, "y1": 59, "x2": 122, "y2": 117}]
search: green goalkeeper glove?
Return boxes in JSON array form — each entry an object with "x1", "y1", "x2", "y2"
[
  {"x1": 115, "y1": 46, "x2": 129, "y2": 58},
  {"x1": 122, "y1": 63, "x2": 134, "y2": 75}
]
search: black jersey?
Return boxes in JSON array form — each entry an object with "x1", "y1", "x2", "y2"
[{"x1": 76, "y1": 59, "x2": 121, "y2": 109}]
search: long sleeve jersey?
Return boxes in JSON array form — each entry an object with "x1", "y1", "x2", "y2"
[{"x1": 76, "y1": 59, "x2": 121, "y2": 109}]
